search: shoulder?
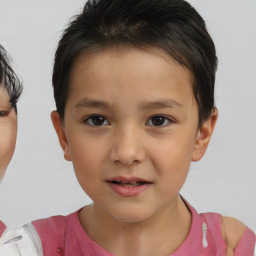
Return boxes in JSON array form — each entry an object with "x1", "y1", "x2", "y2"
[
  {"x1": 32, "y1": 214, "x2": 66, "y2": 232},
  {"x1": 221, "y1": 216, "x2": 246, "y2": 251},
  {"x1": 32, "y1": 211, "x2": 79, "y2": 255},
  {"x1": 0, "y1": 220, "x2": 6, "y2": 236},
  {"x1": 201, "y1": 211, "x2": 255, "y2": 254},
  {"x1": 32, "y1": 211, "x2": 79, "y2": 234},
  {"x1": 32, "y1": 215, "x2": 67, "y2": 251}
]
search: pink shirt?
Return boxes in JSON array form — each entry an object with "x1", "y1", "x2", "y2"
[
  {"x1": 33, "y1": 202, "x2": 256, "y2": 256},
  {"x1": 0, "y1": 221, "x2": 6, "y2": 236}
]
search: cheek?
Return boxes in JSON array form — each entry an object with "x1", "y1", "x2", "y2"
[
  {"x1": 150, "y1": 132, "x2": 196, "y2": 184},
  {"x1": 152, "y1": 132, "x2": 196, "y2": 165},
  {"x1": 69, "y1": 134, "x2": 104, "y2": 168},
  {"x1": 155, "y1": 146, "x2": 191, "y2": 198},
  {"x1": 0, "y1": 125, "x2": 17, "y2": 177},
  {"x1": 67, "y1": 135, "x2": 106, "y2": 191}
]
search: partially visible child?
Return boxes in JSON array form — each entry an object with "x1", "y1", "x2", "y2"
[
  {"x1": 0, "y1": 46, "x2": 42, "y2": 255},
  {"x1": 0, "y1": 44, "x2": 22, "y2": 235},
  {"x1": 3, "y1": 0, "x2": 256, "y2": 255}
]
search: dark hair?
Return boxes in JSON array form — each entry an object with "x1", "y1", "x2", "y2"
[
  {"x1": 53, "y1": 0, "x2": 217, "y2": 127},
  {"x1": 0, "y1": 45, "x2": 23, "y2": 111}
]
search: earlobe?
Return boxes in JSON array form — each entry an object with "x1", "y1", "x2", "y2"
[
  {"x1": 191, "y1": 108, "x2": 218, "y2": 161},
  {"x1": 51, "y1": 111, "x2": 72, "y2": 161}
]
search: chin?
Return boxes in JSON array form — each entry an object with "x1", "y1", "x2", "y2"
[{"x1": 108, "y1": 206, "x2": 153, "y2": 224}]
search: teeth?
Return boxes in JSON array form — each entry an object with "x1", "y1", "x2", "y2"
[
  {"x1": 110, "y1": 180, "x2": 148, "y2": 187},
  {"x1": 118, "y1": 181, "x2": 141, "y2": 187},
  {"x1": 122, "y1": 183, "x2": 139, "y2": 187}
]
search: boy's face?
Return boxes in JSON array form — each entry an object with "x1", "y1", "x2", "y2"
[
  {"x1": 0, "y1": 88, "x2": 17, "y2": 181},
  {"x1": 53, "y1": 48, "x2": 216, "y2": 223}
]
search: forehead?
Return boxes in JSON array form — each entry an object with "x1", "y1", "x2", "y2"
[
  {"x1": 0, "y1": 87, "x2": 10, "y2": 103},
  {"x1": 69, "y1": 47, "x2": 194, "y2": 95}
]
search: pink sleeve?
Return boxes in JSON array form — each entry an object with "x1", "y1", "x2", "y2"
[
  {"x1": 234, "y1": 227, "x2": 256, "y2": 256},
  {"x1": 0, "y1": 220, "x2": 6, "y2": 236}
]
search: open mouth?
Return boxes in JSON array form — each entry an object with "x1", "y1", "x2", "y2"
[
  {"x1": 106, "y1": 177, "x2": 152, "y2": 196},
  {"x1": 109, "y1": 180, "x2": 149, "y2": 187}
]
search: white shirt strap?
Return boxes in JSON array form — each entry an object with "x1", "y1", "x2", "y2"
[{"x1": 0, "y1": 223, "x2": 43, "y2": 256}]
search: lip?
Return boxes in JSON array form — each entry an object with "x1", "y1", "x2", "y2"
[
  {"x1": 107, "y1": 176, "x2": 151, "y2": 183},
  {"x1": 106, "y1": 176, "x2": 153, "y2": 197}
]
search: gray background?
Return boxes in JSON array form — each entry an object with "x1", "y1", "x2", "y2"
[{"x1": 0, "y1": 0, "x2": 255, "y2": 232}]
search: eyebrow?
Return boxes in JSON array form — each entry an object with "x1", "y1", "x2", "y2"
[
  {"x1": 139, "y1": 99, "x2": 184, "y2": 110},
  {"x1": 75, "y1": 98, "x2": 111, "y2": 109},
  {"x1": 75, "y1": 98, "x2": 183, "y2": 110}
]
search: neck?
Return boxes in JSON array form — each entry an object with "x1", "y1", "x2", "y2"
[{"x1": 79, "y1": 196, "x2": 191, "y2": 256}]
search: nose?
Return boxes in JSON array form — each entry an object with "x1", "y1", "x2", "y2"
[{"x1": 110, "y1": 127, "x2": 146, "y2": 167}]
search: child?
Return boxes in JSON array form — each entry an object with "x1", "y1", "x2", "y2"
[
  {"x1": 0, "y1": 45, "x2": 22, "y2": 233},
  {"x1": 3, "y1": 0, "x2": 256, "y2": 255},
  {"x1": 0, "y1": 46, "x2": 41, "y2": 255}
]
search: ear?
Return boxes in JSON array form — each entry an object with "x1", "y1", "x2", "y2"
[
  {"x1": 191, "y1": 108, "x2": 218, "y2": 161},
  {"x1": 51, "y1": 111, "x2": 71, "y2": 161}
]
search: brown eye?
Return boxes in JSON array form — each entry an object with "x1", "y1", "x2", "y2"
[
  {"x1": 84, "y1": 115, "x2": 109, "y2": 126},
  {"x1": 0, "y1": 111, "x2": 8, "y2": 117},
  {"x1": 146, "y1": 115, "x2": 172, "y2": 127}
]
